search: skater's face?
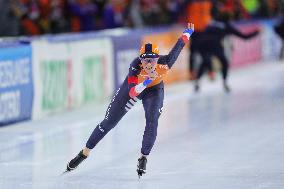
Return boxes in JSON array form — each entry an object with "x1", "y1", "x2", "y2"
[{"x1": 141, "y1": 58, "x2": 158, "y2": 73}]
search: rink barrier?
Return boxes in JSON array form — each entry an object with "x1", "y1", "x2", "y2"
[
  {"x1": 31, "y1": 38, "x2": 114, "y2": 120},
  {"x1": 230, "y1": 22, "x2": 262, "y2": 68},
  {"x1": 230, "y1": 19, "x2": 281, "y2": 68},
  {"x1": 0, "y1": 43, "x2": 33, "y2": 126},
  {"x1": 0, "y1": 19, "x2": 282, "y2": 126}
]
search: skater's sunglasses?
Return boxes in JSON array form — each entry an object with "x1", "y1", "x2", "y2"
[{"x1": 140, "y1": 58, "x2": 159, "y2": 64}]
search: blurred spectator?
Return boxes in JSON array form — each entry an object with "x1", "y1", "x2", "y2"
[
  {"x1": 68, "y1": 0, "x2": 97, "y2": 32},
  {"x1": 241, "y1": 0, "x2": 259, "y2": 17},
  {"x1": 11, "y1": 0, "x2": 41, "y2": 35},
  {"x1": 186, "y1": 0, "x2": 213, "y2": 32},
  {"x1": 165, "y1": 0, "x2": 182, "y2": 24},
  {"x1": 258, "y1": 0, "x2": 280, "y2": 18},
  {"x1": 217, "y1": 0, "x2": 250, "y2": 20},
  {"x1": 140, "y1": 0, "x2": 161, "y2": 26},
  {"x1": 127, "y1": 0, "x2": 144, "y2": 27},
  {"x1": 1, "y1": 0, "x2": 284, "y2": 37},
  {"x1": 38, "y1": 0, "x2": 51, "y2": 33},
  {"x1": 49, "y1": 0, "x2": 69, "y2": 33},
  {"x1": 0, "y1": 0, "x2": 20, "y2": 36},
  {"x1": 102, "y1": 0, "x2": 127, "y2": 29}
]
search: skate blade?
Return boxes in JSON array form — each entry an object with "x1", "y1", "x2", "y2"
[
  {"x1": 60, "y1": 170, "x2": 70, "y2": 176},
  {"x1": 138, "y1": 172, "x2": 142, "y2": 179},
  {"x1": 137, "y1": 170, "x2": 144, "y2": 179}
]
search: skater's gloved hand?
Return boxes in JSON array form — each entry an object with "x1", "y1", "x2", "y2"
[
  {"x1": 129, "y1": 78, "x2": 152, "y2": 98},
  {"x1": 181, "y1": 23, "x2": 194, "y2": 43}
]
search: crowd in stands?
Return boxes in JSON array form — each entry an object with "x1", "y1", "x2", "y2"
[{"x1": 0, "y1": 0, "x2": 283, "y2": 37}]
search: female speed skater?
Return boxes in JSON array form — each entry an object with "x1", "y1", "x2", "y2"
[
  {"x1": 194, "y1": 19, "x2": 259, "y2": 93},
  {"x1": 64, "y1": 23, "x2": 194, "y2": 178}
]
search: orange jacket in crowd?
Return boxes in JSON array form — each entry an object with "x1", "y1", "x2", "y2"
[{"x1": 187, "y1": 0, "x2": 213, "y2": 32}]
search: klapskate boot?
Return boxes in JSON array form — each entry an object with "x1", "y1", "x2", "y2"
[
  {"x1": 137, "y1": 156, "x2": 147, "y2": 178},
  {"x1": 64, "y1": 150, "x2": 87, "y2": 173}
]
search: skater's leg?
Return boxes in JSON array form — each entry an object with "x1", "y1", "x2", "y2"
[
  {"x1": 207, "y1": 58, "x2": 215, "y2": 81},
  {"x1": 189, "y1": 35, "x2": 196, "y2": 73},
  {"x1": 141, "y1": 87, "x2": 164, "y2": 156},
  {"x1": 196, "y1": 57, "x2": 206, "y2": 80},
  {"x1": 219, "y1": 54, "x2": 229, "y2": 81},
  {"x1": 215, "y1": 50, "x2": 230, "y2": 92},
  {"x1": 66, "y1": 79, "x2": 136, "y2": 172},
  {"x1": 195, "y1": 52, "x2": 211, "y2": 92},
  {"x1": 136, "y1": 87, "x2": 164, "y2": 177},
  {"x1": 189, "y1": 32, "x2": 201, "y2": 80},
  {"x1": 86, "y1": 80, "x2": 134, "y2": 150},
  {"x1": 189, "y1": 50, "x2": 196, "y2": 80}
]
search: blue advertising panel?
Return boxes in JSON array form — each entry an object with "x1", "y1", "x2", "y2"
[
  {"x1": 0, "y1": 44, "x2": 33, "y2": 126},
  {"x1": 112, "y1": 34, "x2": 142, "y2": 89}
]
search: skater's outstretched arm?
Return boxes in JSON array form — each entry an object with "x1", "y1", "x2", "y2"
[
  {"x1": 159, "y1": 23, "x2": 194, "y2": 68},
  {"x1": 226, "y1": 23, "x2": 259, "y2": 40}
]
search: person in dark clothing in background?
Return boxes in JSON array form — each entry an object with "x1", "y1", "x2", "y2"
[
  {"x1": 274, "y1": 17, "x2": 284, "y2": 59},
  {"x1": 0, "y1": 0, "x2": 21, "y2": 36},
  {"x1": 194, "y1": 19, "x2": 259, "y2": 93},
  {"x1": 68, "y1": 0, "x2": 97, "y2": 31},
  {"x1": 185, "y1": 0, "x2": 216, "y2": 80}
]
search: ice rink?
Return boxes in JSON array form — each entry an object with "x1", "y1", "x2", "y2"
[{"x1": 0, "y1": 62, "x2": 284, "y2": 189}]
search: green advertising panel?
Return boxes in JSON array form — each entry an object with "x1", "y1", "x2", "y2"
[
  {"x1": 41, "y1": 60, "x2": 68, "y2": 110},
  {"x1": 82, "y1": 56, "x2": 104, "y2": 103}
]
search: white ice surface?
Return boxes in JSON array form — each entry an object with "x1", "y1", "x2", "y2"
[{"x1": 0, "y1": 62, "x2": 284, "y2": 189}]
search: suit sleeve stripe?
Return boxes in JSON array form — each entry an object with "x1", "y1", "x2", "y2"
[{"x1": 128, "y1": 76, "x2": 138, "y2": 85}]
